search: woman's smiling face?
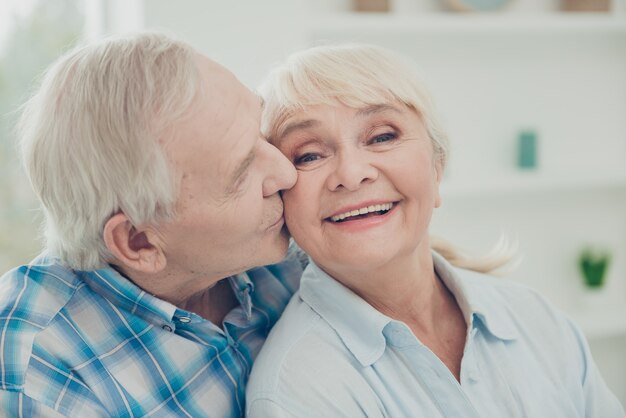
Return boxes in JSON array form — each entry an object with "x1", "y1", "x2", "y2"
[{"x1": 274, "y1": 101, "x2": 443, "y2": 278}]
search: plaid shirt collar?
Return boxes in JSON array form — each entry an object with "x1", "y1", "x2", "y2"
[{"x1": 76, "y1": 264, "x2": 255, "y2": 328}]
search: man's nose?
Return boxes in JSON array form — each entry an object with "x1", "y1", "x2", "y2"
[
  {"x1": 261, "y1": 141, "x2": 297, "y2": 197},
  {"x1": 326, "y1": 149, "x2": 378, "y2": 192}
]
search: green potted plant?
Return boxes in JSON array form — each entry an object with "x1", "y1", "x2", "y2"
[{"x1": 578, "y1": 247, "x2": 611, "y2": 289}]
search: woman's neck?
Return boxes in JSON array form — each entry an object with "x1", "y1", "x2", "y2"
[
  {"x1": 323, "y1": 247, "x2": 438, "y2": 325},
  {"x1": 320, "y1": 247, "x2": 467, "y2": 381}
]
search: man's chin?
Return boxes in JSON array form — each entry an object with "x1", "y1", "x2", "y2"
[{"x1": 264, "y1": 226, "x2": 291, "y2": 264}]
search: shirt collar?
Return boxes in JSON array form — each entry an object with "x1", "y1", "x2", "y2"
[
  {"x1": 300, "y1": 262, "x2": 392, "y2": 367},
  {"x1": 78, "y1": 266, "x2": 254, "y2": 326},
  {"x1": 299, "y1": 252, "x2": 518, "y2": 367},
  {"x1": 432, "y1": 252, "x2": 519, "y2": 341},
  {"x1": 78, "y1": 266, "x2": 177, "y2": 325},
  {"x1": 229, "y1": 272, "x2": 254, "y2": 320}
]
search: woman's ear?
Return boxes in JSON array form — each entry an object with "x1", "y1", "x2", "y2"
[
  {"x1": 433, "y1": 156, "x2": 444, "y2": 209},
  {"x1": 103, "y1": 213, "x2": 167, "y2": 274}
]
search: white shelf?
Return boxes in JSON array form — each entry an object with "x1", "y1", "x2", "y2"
[
  {"x1": 569, "y1": 305, "x2": 626, "y2": 340},
  {"x1": 311, "y1": 13, "x2": 626, "y2": 35},
  {"x1": 440, "y1": 171, "x2": 626, "y2": 198}
]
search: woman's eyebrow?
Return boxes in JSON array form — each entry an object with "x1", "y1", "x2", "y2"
[
  {"x1": 356, "y1": 104, "x2": 403, "y2": 117},
  {"x1": 274, "y1": 119, "x2": 320, "y2": 147},
  {"x1": 273, "y1": 105, "x2": 402, "y2": 146}
]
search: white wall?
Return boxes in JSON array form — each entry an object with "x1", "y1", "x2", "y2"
[{"x1": 141, "y1": 0, "x2": 311, "y2": 88}]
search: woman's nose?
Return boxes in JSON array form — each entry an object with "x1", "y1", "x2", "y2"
[{"x1": 326, "y1": 149, "x2": 378, "y2": 192}]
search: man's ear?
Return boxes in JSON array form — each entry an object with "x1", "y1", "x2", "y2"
[{"x1": 103, "y1": 213, "x2": 166, "y2": 274}]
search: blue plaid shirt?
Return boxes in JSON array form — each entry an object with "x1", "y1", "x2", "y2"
[{"x1": 0, "y1": 248, "x2": 304, "y2": 417}]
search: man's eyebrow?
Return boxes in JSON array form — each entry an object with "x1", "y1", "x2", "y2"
[{"x1": 228, "y1": 148, "x2": 255, "y2": 191}]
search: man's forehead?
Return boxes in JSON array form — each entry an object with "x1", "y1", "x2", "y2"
[
  {"x1": 194, "y1": 53, "x2": 225, "y2": 73},
  {"x1": 195, "y1": 57, "x2": 260, "y2": 112},
  {"x1": 195, "y1": 54, "x2": 240, "y2": 94}
]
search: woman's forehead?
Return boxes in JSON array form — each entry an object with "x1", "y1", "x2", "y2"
[
  {"x1": 269, "y1": 102, "x2": 423, "y2": 146},
  {"x1": 278, "y1": 100, "x2": 412, "y2": 125}
]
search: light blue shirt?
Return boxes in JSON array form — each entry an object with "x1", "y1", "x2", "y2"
[{"x1": 247, "y1": 252, "x2": 624, "y2": 417}]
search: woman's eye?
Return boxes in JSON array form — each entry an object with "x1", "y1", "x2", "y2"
[
  {"x1": 369, "y1": 132, "x2": 398, "y2": 144},
  {"x1": 294, "y1": 153, "x2": 321, "y2": 165}
]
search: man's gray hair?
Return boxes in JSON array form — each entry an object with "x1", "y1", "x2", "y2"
[{"x1": 18, "y1": 32, "x2": 201, "y2": 270}]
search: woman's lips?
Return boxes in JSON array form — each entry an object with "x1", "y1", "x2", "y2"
[
  {"x1": 325, "y1": 201, "x2": 397, "y2": 223},
  {"x1": 322, "y1": 202, "x2": 399, "y2": 234}
]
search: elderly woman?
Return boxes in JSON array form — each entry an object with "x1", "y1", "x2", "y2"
[{"x1": 246, "y1": 44, "x2": 624, "y2": 417}]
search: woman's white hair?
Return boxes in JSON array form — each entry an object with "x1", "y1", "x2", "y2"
[
  {"x1": 259, "y1": 44, "x2": 514, "y2": 274},
  {"x1": 259, "y1": 43, "x2": 449, "y2": 170},
  {"x1": 18, "y1": 32, "x2": 201, "y2": 270}
]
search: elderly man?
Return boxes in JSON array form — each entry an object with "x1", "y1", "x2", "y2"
[{"x1": 0, "y1": 33, "x2": 303, "y2": 416}]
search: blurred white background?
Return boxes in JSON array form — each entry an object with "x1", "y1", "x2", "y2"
[{"x1": 1, "y1": 0, "x2": 625, "y2": 406}]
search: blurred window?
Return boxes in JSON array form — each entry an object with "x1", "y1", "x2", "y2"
[{"x1": 0, "y1": 0, "x2": 90, "y2": 272}]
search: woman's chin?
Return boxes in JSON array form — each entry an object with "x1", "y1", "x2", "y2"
[{"x1": 314, "y1": 248, "x2": 398, "y2": 274}]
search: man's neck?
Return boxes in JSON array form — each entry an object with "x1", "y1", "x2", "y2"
[
  {"x1": 178, "y1": 279, "x2": 240, "y2": 326},
  {"x1": 115, "y1": 264, "x2": 241, "y2": 327}
]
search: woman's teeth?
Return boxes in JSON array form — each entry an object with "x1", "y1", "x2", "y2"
[{"x1": 330, "y1": 203, "x2": 393, "y2": 223}]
